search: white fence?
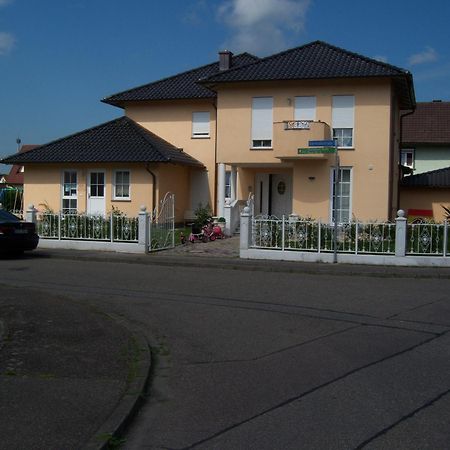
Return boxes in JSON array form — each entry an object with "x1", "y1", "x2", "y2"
[
  {"x1": 240, "y1": 209, "x2": 450, "y2": 266},
  {"x1": 37, "y1": 212, "x2": 139, "y2": 242}
]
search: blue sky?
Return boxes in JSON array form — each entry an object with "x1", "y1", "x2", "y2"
[{"x1": 1, "y1": 0, "x2": 450, "y2": 160}]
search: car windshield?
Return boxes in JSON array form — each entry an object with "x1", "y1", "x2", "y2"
[{"x1": 0, "y1": 209, "x2": 20, "y2": 222}]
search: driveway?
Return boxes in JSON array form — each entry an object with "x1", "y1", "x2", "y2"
[{"x1": 1, "y1": 250, "x2": 450, "y2": 449}]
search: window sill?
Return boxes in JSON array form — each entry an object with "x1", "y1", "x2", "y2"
[
  {"x1": 112, "y1": 198, "x2": 131, "y2": 202},
  {"x1": 337, "y1": 147, "x2": 354, "y2": 151},
  {"x1": 192, "y1": 135, "x2": 210, "y2": 139},
  {"x1": 250, "y1": 147, "x2": 273, "y2": 151}
]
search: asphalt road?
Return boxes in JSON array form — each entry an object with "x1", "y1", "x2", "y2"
[{"x1": 1, "y1": 251, "x2": 450, "y2": 449}]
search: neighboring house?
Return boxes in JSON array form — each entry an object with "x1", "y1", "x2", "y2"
[
  {"x1": 2, "y1": 145, "x2": 38, "y2": 188},
  {"x1": 1, "y1": 41, "x2": 415, "y2": 224},
  {"x1": 399, "y1": 101, "x2": 450, "y2": 221},
  {"x1": 401, "y1": 101, "x2": 450, "y2": 174}
]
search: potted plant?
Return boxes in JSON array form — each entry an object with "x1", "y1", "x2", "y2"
[{"x1": 217, "y1": 216, "x2": 226, "y2": 230}]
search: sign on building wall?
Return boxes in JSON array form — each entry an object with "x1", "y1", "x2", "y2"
[{"x1": 284, "y1": 120, "x2": 311, "y2": 130}]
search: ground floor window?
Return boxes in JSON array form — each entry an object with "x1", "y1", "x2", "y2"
[
  {"x1": 401, "y1": 149, "x2": 414, "y2": 169},
  {"x1": 114, "y1": 170, "x2": 130, "y2": 200},
  {"x1": 331, "y1": 167, "x2": 352, "y2": 223},
  {"x1": 225, "y1": 170, "x2": 231, "y2": 199},
  {"x1": 62, "y1": 170, "x2": 77, "y2": 213}
]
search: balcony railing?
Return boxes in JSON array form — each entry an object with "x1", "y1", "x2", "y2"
[{"x1": 273, "y1": 120, "x2": 331, "y2": 160}]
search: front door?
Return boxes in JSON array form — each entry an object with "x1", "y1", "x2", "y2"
[
  {"x1": 254, "y1": 173, "x2": 292, "y2": 217},
  {"x1": 271, "y1": 173, "x2": 292, "y2": 217},
  {"x1": 87, "y1": 171, "x2": 106, "y2": 216}
]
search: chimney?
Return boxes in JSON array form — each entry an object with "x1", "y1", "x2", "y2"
[{"x1": 219, "y1": 50, "x2": 233, "y2": 71}]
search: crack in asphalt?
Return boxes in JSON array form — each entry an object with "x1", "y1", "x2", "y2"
[
  {"x1": 353, "y1": 387, "x2": 450, "y2": 449},
  {"x1": 177, "y1": 332, "x2": 448, "y2": 450},
  {"x1": 1, "y1": 279, "x2": 446, "y2": 337}
]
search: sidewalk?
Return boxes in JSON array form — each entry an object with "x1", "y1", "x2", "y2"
[{"x1": 0, "y1": 285, "x2": 150, "y2": 450}]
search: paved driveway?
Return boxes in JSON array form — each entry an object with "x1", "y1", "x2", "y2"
[{"x1": 1, "y1": 251, "x2": 450, "y2": 449}]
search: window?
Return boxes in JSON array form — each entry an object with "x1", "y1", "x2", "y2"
[
  {"x1": 251, "y1": 97, "x2": 273, "y2": 148},
  {"x1": 62, "y1": 171, "x2": 77, "y2": 213},
  {"x1": 114, "y1": 171, "x2": 130, "y2": 200},
  {"x1": 332, "y1": 95, "x2": 354, "y2": 148},
  {"x1": 192, "y1": 112, "x2": 210, "y2": 138},
  {"x1": 225, "y1": 171, "x2": 231, "y2": 199},
  {"x1": 401, "y1": 149, "x2": 414, "y2": 169},
  {"x1": 331, "y1": 167, "x2": 352, "y2": 223},
  {"x1": 294, "y1": 96, "x2": 316, "y2": 121}
]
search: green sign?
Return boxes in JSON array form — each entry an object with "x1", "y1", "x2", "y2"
[{"x1": 298, "y1": 147, "x2": 336, "y2": 155}]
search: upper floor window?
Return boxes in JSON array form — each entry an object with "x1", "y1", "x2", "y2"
[
  {"x1": 114, "y1": 170, "x2": 130, "y2": 200},
  {"x1": 332, "y1": 95, "x2": 354, "y2": 148},
  {"x1": 401, "y1": 149, "x2": 414, "y2": 169},
  {"x1": 251, "y1": 97, "x2": 273, "y2": 148},
  {"x1": 295, "y1": 96, "x2": 316, "y2": 121},
  {"x1": 62, "y1": 170, "x2": 77, "y2": 214},
  {"x1": 192, "y1": 112, "x2": 210, "y2": 138}
]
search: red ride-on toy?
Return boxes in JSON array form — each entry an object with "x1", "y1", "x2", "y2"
[{"x1": 202, "y1": 220, "x2": 226, "y2": 241}]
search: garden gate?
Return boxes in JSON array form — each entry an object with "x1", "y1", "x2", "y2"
[{"x1": 149, "y1": 192, "x2": 175, "y2": 252}]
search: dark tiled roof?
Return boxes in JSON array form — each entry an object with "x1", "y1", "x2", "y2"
[
  {"x1": 402, "y1": 102, "x2": 450, "y2": 145},
  {"x1": 401, "y1": 166, "x2": 450, "y2": 187},
  {"x1": 102, "y1": 53, "x2": 259, "y2": 107},
  {"x1": 202, "y1": 41, "x2": 415, "y2": 109},
  {"x1": 0, "y1": 117, "x2": 203, "y2": 167}
]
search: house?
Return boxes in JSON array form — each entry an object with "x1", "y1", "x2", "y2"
[
  {"x1": 1, "y1": 41, "x2": 415, "y2": 225},
  {"x1": 0, "y1": 145, "x2": 38, "y2": 213},
  {"x1": 401, "y1": 101, "x2": 450, "y2": 174},
  {"x1": 399, "y1": 101, "x2": 450, "y2": 221}
]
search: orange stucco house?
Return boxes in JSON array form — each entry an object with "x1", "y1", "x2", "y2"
[{"x1": 1, "y1": 41, "x2": 415, "y2": 225}]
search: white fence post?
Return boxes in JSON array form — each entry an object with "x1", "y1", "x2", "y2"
[
  {"x1": 138, "y1": 205, "x2": 149, "y2": 253},
  {"x1": 395, "y1": 209, "x2": 407, "y2": 257},
  {"x1": 25, "y1": 204, "x2": 37, "y2": 224},
  {"x1": 224, "y1": 199, "x2": 232, "y2": 236},
  {"x1": 240, "y1": 206, "x2": 251, "y2": 251}
]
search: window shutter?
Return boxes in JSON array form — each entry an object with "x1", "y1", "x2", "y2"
[
  {"x1": 294, "y1": 96, "x2": 316, "y2": 121},
  {"x1": 251, "y1": 97, "x2": 273, "y2": 141},
  {"x1": 332, "y1": 96, "x2": 354, "y2": 128},
  {"x1": 192, "y1": 112, "x2": 210, "y2": 136}
]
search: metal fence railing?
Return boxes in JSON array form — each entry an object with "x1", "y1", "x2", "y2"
[
  {"x1": 251, "y1": 215, "x2": 449, "y2": 257},
  {"x1": 37, "y1": 213, "x2": 139, "y2": 242}
]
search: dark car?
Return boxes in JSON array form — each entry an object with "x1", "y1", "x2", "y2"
[{"x1": 0, "y1": 209, "x2": 39, "y2": 254}]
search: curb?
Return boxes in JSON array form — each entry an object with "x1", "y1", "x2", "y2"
[
  {"x1": 32, "y1": 248, "x2": 450, "y2": 280},
  {"x1": 83, "y1": 317, "x2": 152, "y2": 450}
]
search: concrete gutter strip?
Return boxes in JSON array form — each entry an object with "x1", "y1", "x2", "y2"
[{"x1": 83, "y1": 317, "x2": 152, "y2": 450}]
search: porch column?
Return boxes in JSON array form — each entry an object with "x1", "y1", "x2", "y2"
[
  {"x1": 217, "y1": 163, "x2": 226, "y2": 218},
  {"x1": 230, "y1": 165, "x2": 237, "y2": 202}
]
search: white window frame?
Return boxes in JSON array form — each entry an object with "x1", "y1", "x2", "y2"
[
  {"x1": 113, "y1": 170, "x2": 131, "y2": 201},
  {"x1": 251, "y1": 97, "x2": 273, "y2": 149},
  {"x1": 329, "y1": 167, "x2": 352, "y2": 224},
  {"x1": 294, "y1": 96, "x2": 316, "y2": 121},
  {"x1": 61, "y1": 170, "x2": 78, "y2": 214},
  {"x1": 192, "y1": 112, "x2": 210, "y2": 138},
  {"x1": 332, "y1": 95, "x2": 355, "y2": 148},
  {"x1": 401, "y1": 149, "x2": 415, "y2": 169}
]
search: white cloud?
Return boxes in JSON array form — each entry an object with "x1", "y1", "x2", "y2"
[
  {"x1": 0, "y1": 32, "x2": 15, "y2": 55},
  {"x1": 373, "y1": 55, "x2": 388, "y2": 63},
  {"x1": 218, "y1": 0, "x2": 311, "y2": 55},
  {"x1": 408, "y1": 46, "x2": 438, "y2": 66}
]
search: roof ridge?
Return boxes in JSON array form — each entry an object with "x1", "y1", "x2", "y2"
[
  {"x1": 202, "y1": 40, "x2": 410, "y2": 84},
  {"x1": 102, "y1": 52, "x2": 259, "y2": 102}
]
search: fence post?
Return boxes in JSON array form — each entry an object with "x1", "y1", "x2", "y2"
[
  {"x1": 224, "y1": 199, "x2": 232, "y2": 237},
  {"x1": 138, "y1": 205, "x2": 149, "y2": 253},
  {"x1": 395, "y1": 209, "x2": 407, "y2": 257},
  {"x1": 444, "y1": 220, "x2": 448, "y2": 257},
  {"x1": 110, "y1": 212, "x2": 114, "y2": 243},
  {"x1": 25, "y1": 204, "x2": 37, "y2": 224},
  {"x1": 240, "y1": 206, "x2": 251, "y2": 251}
]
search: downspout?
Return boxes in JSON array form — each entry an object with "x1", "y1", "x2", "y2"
[
  {"x1": 396, "y1": 107, "x2": 416, "y2": 214},
  {"x1": 212, "y1": 98, "x2": 218, "y2": 216},
  {"x1": 145, "y1": 164, "x2": 157, "y2": 213}
]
